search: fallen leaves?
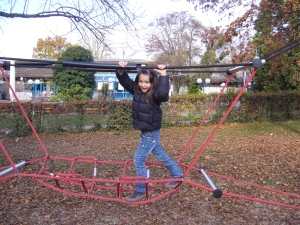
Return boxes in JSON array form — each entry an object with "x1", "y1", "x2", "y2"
[{"x1": 1, "y1": 122, "x2": 300, "y2": 224}]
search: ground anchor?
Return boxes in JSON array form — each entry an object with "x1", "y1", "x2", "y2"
[{"x1": 199, "y1": 166, "x2": 222, "y2": 198}]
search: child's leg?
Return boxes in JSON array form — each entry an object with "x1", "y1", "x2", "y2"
[
  {"x1": 151, "y1": 130, "x2": 183, "y2": 178},
  {"x1": 152, "y1": 141, "x2": 183, "y2": 178},
  {"x1": 133, "y1": 131, "x2": 157, "y2": 193}
]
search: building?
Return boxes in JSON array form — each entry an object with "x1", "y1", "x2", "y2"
[
  {"x1": 94, "y1": 73, "x2": 136, "y2": 100},
  {"x1": 0, "y1": 58, "x2": 148, "y2": 101}
]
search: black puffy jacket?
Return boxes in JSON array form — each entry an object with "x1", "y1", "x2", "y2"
[{"x1": 116, "y1": 70, "x2": 169, "y2": 131}]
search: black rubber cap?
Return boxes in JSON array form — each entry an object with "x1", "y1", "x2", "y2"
[
  {"x1": 226, "y1": 68, "x2": 232, "y2": 75},
  {"x1": 213, "y1": 189, "x2": 223, "y2": 198}
]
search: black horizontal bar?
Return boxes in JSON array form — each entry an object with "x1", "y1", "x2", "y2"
[
  {"x1": 1, "y1": 56, "x2": 253, "y2": 70},
  {"x1": 5, "y1": 63, "x2": 227, "y2": 74},
  {"x1": 61, "y1": 61, "x2": 137, "y2": 69},
  {"x1": 140, "y1": 63, "x2": 252, "y2": 69},
  {"x1": 169, "y1": 70, "x2": 227, "y2": 73},
  {"x1": 11, "y1": 63, "x2": 54, "y2": 67},
  {"x1": 0, "y1": 57, "x2": 57, "y2": 64}
]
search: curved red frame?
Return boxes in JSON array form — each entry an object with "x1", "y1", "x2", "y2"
[{"x1": 1, "y1": 64, "x2": 300, "y2": 209}]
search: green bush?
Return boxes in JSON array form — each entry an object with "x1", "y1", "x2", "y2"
[
  {"x1": 1, "y1": 91, "x2": 300, "y2": 137},
  {"x1": 52, "y1": 46, "x2": 96, "y2": 101}
]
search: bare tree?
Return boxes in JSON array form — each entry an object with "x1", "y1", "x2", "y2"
[
  {"x1": 146, "y1": 11, "x2": 205, "y2": 66},
  {"x1": 145, "y1": 11, "x2": 206, "y2": 94},
  {"x1": 177, "y1": 0, "x2": 260, "y2": 60},
  {"x1": 0, "y1": 0, "x2": 142, "y2": 45},
  {"x1": 79, "y1": 31, "x2": 113, "y2": 59}
]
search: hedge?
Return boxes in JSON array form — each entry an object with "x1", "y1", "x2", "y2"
[{"x1": 1, "y1": 91, "x2": 300, "y2": 137}]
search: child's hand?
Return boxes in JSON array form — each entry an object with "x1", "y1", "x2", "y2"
[
  {"x1": 119, "y1": 61, "x2": 128, "y2": 68},
  {"x1": 154, "y1": 64, "x2": 166, "y2": 76},
  {"x1": 118, "y1": 61, "x2": 128, "y2": 74}
]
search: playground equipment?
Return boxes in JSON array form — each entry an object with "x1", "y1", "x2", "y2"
[{"x1": 0, "y1": 40, "x2": 300, "y2": 209}]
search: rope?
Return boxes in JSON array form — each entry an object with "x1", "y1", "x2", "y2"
[{"x1": 263, "y1": 40, "x2": 300, "y2": 61}]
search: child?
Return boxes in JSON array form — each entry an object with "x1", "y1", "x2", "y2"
[{"x1": 116, "y1": 61, "x2": 183, "y2": 201}]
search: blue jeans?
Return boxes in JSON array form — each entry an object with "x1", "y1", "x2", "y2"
[{"x1": 133, "y1": 129, "x2": 183, "y2": 193}]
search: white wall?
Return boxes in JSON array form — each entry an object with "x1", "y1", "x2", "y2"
[{"x1": 15, "y1": 92, "x2": 32, "y2": 101}]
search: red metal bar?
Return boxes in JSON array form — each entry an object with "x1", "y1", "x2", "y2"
[
  {"x1": 54, "y1": 179, "x2": 62, "y2": 189},
  {"x1": 81, "y1": 179, "x2": 88, "y2": 194},
  {"x1": 184, "y1": 69, "x2": 258, "y2": 177},
  {"x1": 177, "y1": 71, "x2": 236, "y2": 162},
  {"x1": 0, "y1": 142, "x2": 19, "y2": 173},
  {"x1": 117, "y1": 181, "x2": 121, "y2": 198},
  {"x1": 0, "y1": 67, "x2": 49, "y2": 157},
  {"x1": 184, "y1": 179, "x2": 300, "y2": 210},
  {"x1": 206, "y1": 170, "x2": 300, "y2": 198}
]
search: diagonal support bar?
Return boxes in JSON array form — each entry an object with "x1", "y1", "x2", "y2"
[
  {"x1": 0, "y1": 159, "x2": 28, "y2": 177},
  {"x1": 199, "y1": 166, "x2": 222, "y2": 198},
  {"x1": 184, "y1": 68, "x2": 259, "y2": 177}
]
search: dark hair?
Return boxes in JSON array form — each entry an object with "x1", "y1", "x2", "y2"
[{"x1": 134, "y1": 68, "x2": 158, "y2": 102}]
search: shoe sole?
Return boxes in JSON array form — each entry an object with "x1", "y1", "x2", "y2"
[
  {"x1": 124, "y1": 194, "x2": 146, "y2": 201},
  {"x1": 165, "y1": 182, "x2": 182, "y2": 188}
]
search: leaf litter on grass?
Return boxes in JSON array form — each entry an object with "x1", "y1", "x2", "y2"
[{"x1": 0, "y1": 121, "x2": 300, "y2": 224}]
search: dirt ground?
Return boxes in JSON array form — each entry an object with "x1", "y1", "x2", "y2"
[{"x1": 1, "y1": 123, "x2": 300, "y2": 224}]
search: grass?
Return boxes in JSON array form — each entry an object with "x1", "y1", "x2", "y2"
[
  {"x1": 205, "y1": 149, "x2": 218, "y2": 156},
  {"x1": 2, "y1": 108, "x2": 300, "y2": 139},
  {"x1": 0, "y1": 113, "x2": 110, "y2": 130},
  {"x1": 215, "y1": 120, "x2": 300, "y2": 137}
]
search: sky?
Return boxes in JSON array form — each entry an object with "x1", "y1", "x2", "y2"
[{"x1": 0, "y1": 0, "x2": 223, "y2": 60}]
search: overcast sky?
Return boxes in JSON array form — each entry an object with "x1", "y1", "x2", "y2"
[{"x1": 0, "y1": 0, "x2": 222, "y2": 60}]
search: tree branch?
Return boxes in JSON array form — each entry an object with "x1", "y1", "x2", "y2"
[{"x1": 0, "y1": 0, "x2": 142, "y2": 48}]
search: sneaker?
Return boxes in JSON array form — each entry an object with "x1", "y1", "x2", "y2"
[
  {"x1": 165, "y1": 180, "x2": 182, "y2": 188},
  {"x1": 124, "y1": 192, "x2": 146, "y2": 201}
]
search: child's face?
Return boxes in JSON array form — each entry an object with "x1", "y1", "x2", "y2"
[{"x1": 138, "y1": 74, "x2": 152, "y2": 92}]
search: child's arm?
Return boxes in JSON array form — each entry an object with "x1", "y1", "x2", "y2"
[
  {"x1": 116, "y1": 61, "x2": 135, "y2": 94},
  {"x1": 153, "y1": 64, "x2": 169, "y2": 102}
]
